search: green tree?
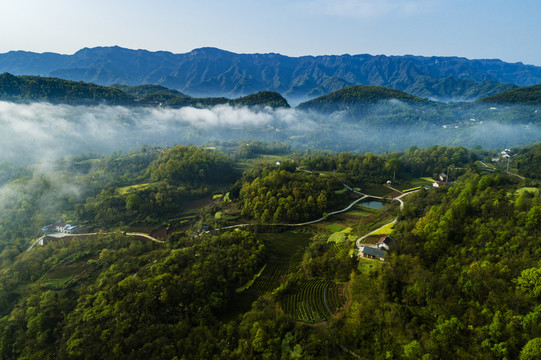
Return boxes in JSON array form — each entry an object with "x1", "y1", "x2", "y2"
[{"x1": 520, "y1": 338, "x2": 541, "y2": 360}]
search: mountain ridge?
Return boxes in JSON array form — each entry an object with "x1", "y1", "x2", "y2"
[
  {"x1": 0, "y1": 73, "x2": 290, "y2": 108},
  {"x1": 1, "y1": 46, "x2": 539, "y2": 103}
]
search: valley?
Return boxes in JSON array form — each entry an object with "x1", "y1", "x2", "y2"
[{"x1": 0, "y1": 139, "x2": 539, "y2": 359}]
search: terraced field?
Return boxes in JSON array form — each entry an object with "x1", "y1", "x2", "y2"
[
  {"x1": 41, "y1": 258, "x2": 98, "y2": 289},
  {"x1": 281, "y1": 280, "x2": 348, "y2": 323},
  {"x1": 242, "y1": 231, "x2": 349, "y2": 323},
  {"x1": 244, "y1": 231, "x2": 311, "y2": 296},
  {"x1": 246, "y1": 247, "x2": 307, "y2": 296}
]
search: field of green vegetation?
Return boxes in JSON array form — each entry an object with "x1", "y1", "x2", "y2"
[
  {"x1": 280, "y1": 280, "x2": 348, "y2": 323},
  {"x1": 394, "y1": 177, "x2": 436, "y2": 191},
  {"x1": 243, "y1": 232, "x2": 312, "y2": 296}
]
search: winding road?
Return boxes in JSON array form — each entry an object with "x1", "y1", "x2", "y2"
[
  {"x1": 355, "y1": 190, "x2": 418, "y2": 249},
  {"x1": 27, "y1": 230, "x2": 163, "y2": 252},
  {"x1": 221, "y1": 184, "x2": 414, "y2": 234}
]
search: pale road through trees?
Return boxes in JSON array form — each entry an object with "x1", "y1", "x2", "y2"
[{"x1": 27, "y1": 231, "x2": 163, "y2": 252}]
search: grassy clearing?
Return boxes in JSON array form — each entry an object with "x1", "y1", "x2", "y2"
[
  {"x1": 352, "y1": 206, "x2": 380, "y2": 215},
  {"x1": 318, "y1": 171, "x2": 348, "y2": 181},
  {"x1": 362, "y1": 184, "x2": 394, "y2": 197},
  {"x1": 41, "y1": 278, "x2": 73, "y2": 289},
  {"x1": 370, "y1": 222, "x2": 395, "y2": 236},
  {"x1": 235, "y1": 154, "x2": 295, "y2": 170},
  {"x1": 395, "y1": 178, "x2": 435, "y2": 191},
  {"x1": 356, "y1": 213, "x2": 396, "y2": 239},
  {"x1": 402, "y1": 186, "x2": 422, "y2": 193},
  {"x1": 328, "y1": 232, "x2": 347, "y2": 243},
  {"x1": 357, "y1": 258, "x2": 383, "y2": 274},
  {"x1": 117, "y1": 183, "x2": 152, "y2": 195}
]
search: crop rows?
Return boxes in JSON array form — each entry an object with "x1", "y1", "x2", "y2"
[
  {"x1": 325, "y1": 281, "x2": 348, "y2": 315},
  {"x1": 246, "y1": 261, "x2": 290, "y2": 296},
  {"x1": 328, "y1": 242, "x2": 349, "y2": 255},
  {"x1": 281, "y1": 280, "x2": 347, "y2": 323},
  {"x1": 288, "y1": 248, "x2": 305, "y2": 272}
]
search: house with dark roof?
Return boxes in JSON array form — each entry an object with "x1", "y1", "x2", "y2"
[
  {"x1": 358, "y1": 246, "x2": 387, "y2": 261},
  {"x1": 376, "y1": 236, "x2": 394, "y2": 251}
]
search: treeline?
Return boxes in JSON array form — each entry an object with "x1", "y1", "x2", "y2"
[
  {"x1": 302, "y1": 145, "x2": 474, "y2": 182},
  {"x1": 239, "y1": 169, "x2": 344, "y2": 223}
]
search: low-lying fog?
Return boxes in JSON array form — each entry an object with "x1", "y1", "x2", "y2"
[{"x1": 0, "y1": 101, "x2": 539, "y2": 165}]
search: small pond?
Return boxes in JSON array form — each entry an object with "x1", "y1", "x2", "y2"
[{"x1": 357, "y1": 200, "x2": 385, "y2": 209}]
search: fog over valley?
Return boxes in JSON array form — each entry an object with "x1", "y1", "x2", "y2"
[{"x1": 1, "y1": 100, "x2": 540, "y2": 166}]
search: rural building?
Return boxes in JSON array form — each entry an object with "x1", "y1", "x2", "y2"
[
  {"x1": 358, "y1": 246, "x2": 386, "y2": 261},
  {"x1": 376, "y1": 236, "x2": 394, "y2": 251},
  {"x1": 41, "y1": 224, "x2": 56, "y2": 233},
  {"x1": 42, "y1": 222, "x2": 79, "y2": 234}
]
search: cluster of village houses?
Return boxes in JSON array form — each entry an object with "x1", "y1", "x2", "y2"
[{"x1": 41, "y1": 222, "x2": 79, "y2": 234}]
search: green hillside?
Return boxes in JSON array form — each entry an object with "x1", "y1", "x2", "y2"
[
  {"x1": 406, "y1": 77, "x2": 517, "y2": 101},
  {"x1": 479, "y1": 84, "x2": 541, "y2": 105},
  {"x1": 111, "y1": 84, "x2": 190, "y2": 99},
  {"x1": 231, "y1": 91, "x2": 290, "y2": 108},
  {"x1": 0, "y1": 73, "x2": 135, "y2": 105},
  {"x1": 0, "y1": 142, "x2": 539, "y2": 358},
  {"x1": 0, "y1": 73, "x2": 290, "y2": 108},
  {"x1": 297, "y1": 84, "x2": 427, "y2": 112}
]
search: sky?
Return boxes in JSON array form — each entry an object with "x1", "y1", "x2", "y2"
[{"x1": 2, "y1": 0, "x2": 541, "y2": 66}]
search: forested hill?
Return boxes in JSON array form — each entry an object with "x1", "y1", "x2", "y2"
[
  {"x1": 479, "y1": 84, "x2": 541, "y2": 105},
  {"x1": 231, "y1": 91, "x2": 290, "y2": 108},
  {"x1": 0, "y1": 73, "x2": 290, "y2": 108},
  {"x1": 0, "y1": 46, "x2": 539, "y2": 102},
  {"x1": 110, "y1": 84, "x2": 190, "y2": 99},
  {"x1": 0, "y1": 73, "x2": 136, "y2": 105},
  {"x1": 297, "y1": 85, "x2": 426, "y2": 112},
  {"x1": 406, "y1": 77, "x2": 516, "y2": 101}
]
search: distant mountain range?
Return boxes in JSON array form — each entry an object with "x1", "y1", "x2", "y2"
[{"x1": 1, "y1": 46, "x2": 539, "y2": 103}]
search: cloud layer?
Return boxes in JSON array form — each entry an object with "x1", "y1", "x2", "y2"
[{"x1": 0, "y1": 101, "x2": 539, "y2": 166}]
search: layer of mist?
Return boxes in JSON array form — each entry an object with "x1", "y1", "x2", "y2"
[{"x1": 0, "y1": 101, "x2": 540, "y2": 165}]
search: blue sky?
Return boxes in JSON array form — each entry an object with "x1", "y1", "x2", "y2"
[{"x1": 2, "y1": 0, "x2": 541, "y2": 65}]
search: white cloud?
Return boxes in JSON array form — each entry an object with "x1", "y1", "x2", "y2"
[{"x1": 301, "y1": 0, "x2": 438, "y2": 19}]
